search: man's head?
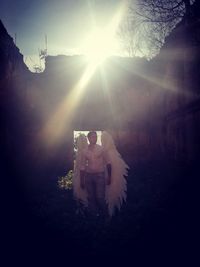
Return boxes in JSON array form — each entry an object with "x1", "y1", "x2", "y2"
[{"x1": 87, "y1": 131, "x2": 97, "y2": 145}]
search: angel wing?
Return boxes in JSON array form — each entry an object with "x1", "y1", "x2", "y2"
[
  {"x1": 101, "y1": 131, "x2": 129, "y2": 217},
  {"x1": 72, "y1": 134, "x2": 88, "y2": 208}
]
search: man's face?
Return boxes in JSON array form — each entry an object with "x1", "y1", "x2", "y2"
[{"x1": 88, "y1": 133, "x2": 97, "y2": 145}]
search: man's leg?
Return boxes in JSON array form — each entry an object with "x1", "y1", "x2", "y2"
[
  {"x1": 95, "y1": 173, "x2": 108, "y2": 218},
  {"x1": 85, "y1": 173, "x2": 98, "y2": 215}
]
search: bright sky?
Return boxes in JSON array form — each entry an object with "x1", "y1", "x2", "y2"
[
  {"x1": 0, "y1": 0, "x2": 128, "y2": 71},
  {"x1": 74, "y1": 131, "x2": 102, "y2": 146}
]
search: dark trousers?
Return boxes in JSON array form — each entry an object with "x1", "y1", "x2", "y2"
[{"x1": 85, "y1": 172, "x2": 107, "y2": 217}]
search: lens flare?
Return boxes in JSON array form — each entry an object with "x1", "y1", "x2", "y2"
[
  {"x1": 81, "y1": 3, "x2": 127, "y2": 66},
  {"x1": 40, "y1": 62, "x2": 97, "y2": 146},
  {"x1": 40, "y1": 3, "x2": 128, "y2": 146}
]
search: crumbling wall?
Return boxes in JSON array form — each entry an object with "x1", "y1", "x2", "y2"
[{"x1": 151, "y1": 11, "x2": 200, "y2": 162}]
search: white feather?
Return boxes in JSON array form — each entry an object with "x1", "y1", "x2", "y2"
[{"x1": 101, "y1": 131, "x2": 129, "y2": 216}]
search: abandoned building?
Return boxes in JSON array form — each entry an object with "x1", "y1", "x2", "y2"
[{"x1": 0, "y1": 1, "x2": 200, "y2": 175}]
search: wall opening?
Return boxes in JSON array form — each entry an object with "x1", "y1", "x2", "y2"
[{"x1": 74, "y1": 130, "x2": 102, "y2": 154}]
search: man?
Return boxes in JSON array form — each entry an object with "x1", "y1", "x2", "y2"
[{"x1": 79, "y1": 131, "x2": 111, "y2": 217}]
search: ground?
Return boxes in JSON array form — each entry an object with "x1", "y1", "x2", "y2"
[{"x1": 2, "y1": 159, "x2": 200, "y2": 264}]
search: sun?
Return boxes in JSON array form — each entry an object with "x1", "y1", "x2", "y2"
[
  {"x1": 82, "y1": 27, "x2": 118, "y2": 65},
  {"x1": 79, "y1": 3, "x2": 127, "y2": 66}
]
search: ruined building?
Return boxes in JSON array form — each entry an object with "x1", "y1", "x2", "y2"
[{"x1": 0, "y1": 4, "x2": 200, "y2": 174}]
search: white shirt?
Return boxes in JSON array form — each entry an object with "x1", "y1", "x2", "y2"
[{"x1": 80, "y1": 144, "x2": 110, "y2": 173}]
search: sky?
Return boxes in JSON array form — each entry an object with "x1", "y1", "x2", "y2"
[{"x1": 0, "y1": 0, "x2": 126, "y2": 71}]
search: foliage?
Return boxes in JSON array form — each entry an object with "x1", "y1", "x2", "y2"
[
  {"x1": 58, "y1": 170, "x2": 73, "y2": 190},
  {"x1": 58, "y1": 133, "x2": 87, "y2": 190}
]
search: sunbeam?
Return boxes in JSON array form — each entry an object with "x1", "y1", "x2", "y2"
[
  {"x1": 116, "y1": 52, "x2": 195, "y2": 99},
  {"x1": 99, "y1": 66, "x2": 117, "y2": 121},
  {"x1": 40, "y1": 3, "x2": 128, "y2": 146},
  {"x1": 40, "y1": 62, "x2": 98, "y2": 146}
]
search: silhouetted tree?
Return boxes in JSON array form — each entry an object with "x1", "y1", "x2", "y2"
[{"x1": 119, "y1": 0, "x2": 196, "y2": 58}]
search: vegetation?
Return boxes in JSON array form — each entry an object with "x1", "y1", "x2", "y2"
[{"x1": 58, "y1": 170, "x2": 73, "y2": 190}]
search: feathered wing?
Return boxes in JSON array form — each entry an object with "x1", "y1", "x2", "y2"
[
  {"x1": 72, "y1": 134, "x2": 88, "y2": 207},
  {"x1": 101, "y1": 131, "x2": 129, "y2": 217}
]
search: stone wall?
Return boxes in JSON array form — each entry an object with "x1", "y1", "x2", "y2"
[{"x1": 149, "y1": 6, "x2": 200, "y2": 162}]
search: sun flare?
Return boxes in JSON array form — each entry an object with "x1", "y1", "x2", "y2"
[
  {"x1": 40, "y1": 3, "x2": 127, "y2": 146},
  {"x1": 82, "y1": 27, "x2": 118, "y2": 64},
  {"x1": 81, "y1": 4, "x2": 126, "y2": 66}
]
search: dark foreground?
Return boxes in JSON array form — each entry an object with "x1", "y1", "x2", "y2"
[{"x1": 2, "y1": 159, "x2": 200, "y2": 265}]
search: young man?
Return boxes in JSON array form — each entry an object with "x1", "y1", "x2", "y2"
[{"x1": 80, "y1": 131, "x2": 111, "y2": 217}]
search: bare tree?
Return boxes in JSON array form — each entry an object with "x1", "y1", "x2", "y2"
[{"x1": 118, "y1": 0, "x2": 196, "y2": 58}]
